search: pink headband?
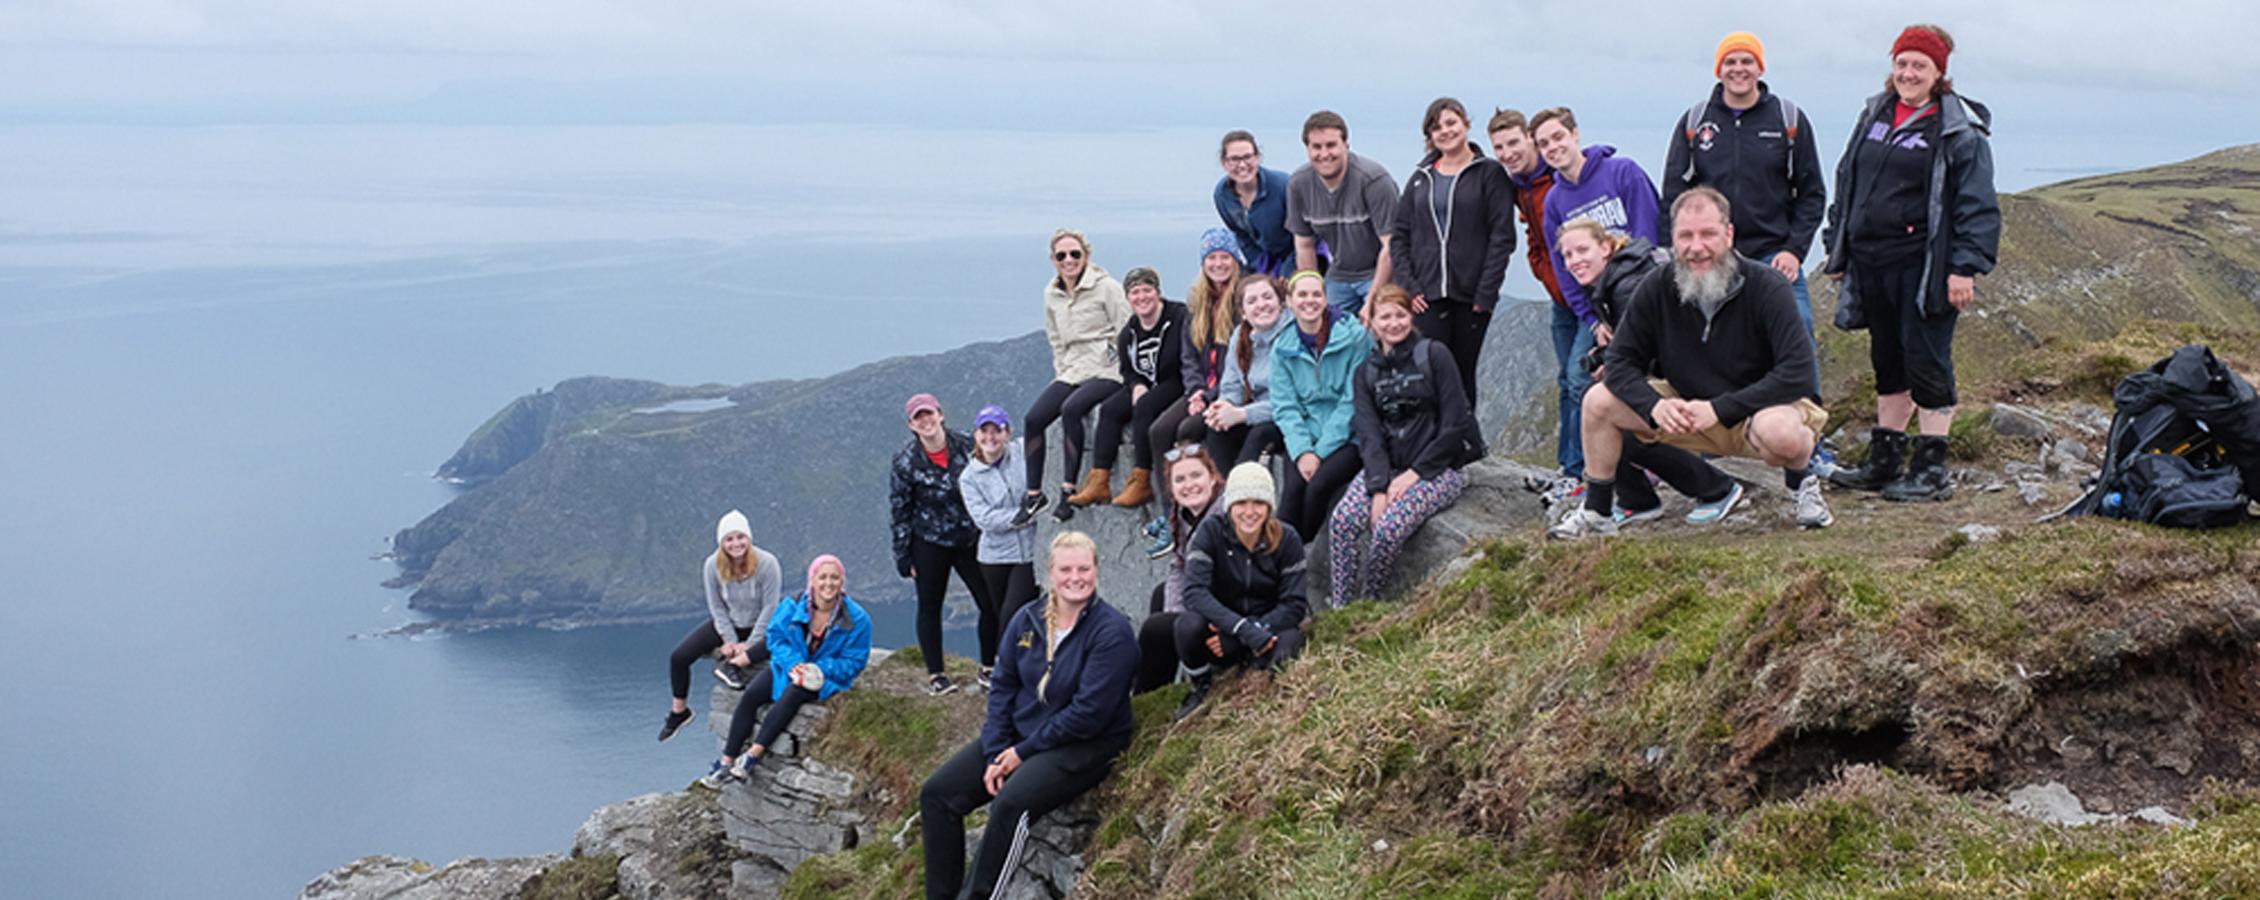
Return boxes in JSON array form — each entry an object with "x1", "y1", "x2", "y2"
[{"x1": 806, "y1": 554, "x2": 844, "y2": 593}]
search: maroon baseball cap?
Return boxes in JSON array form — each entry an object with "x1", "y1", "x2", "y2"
[{"x1": 904, "y1": 393, "x2": 942, "y2": 420}]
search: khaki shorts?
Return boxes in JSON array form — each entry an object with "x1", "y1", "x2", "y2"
[{"x1": 1633, "y1": 379, "x2": 1828, "y2": 460}]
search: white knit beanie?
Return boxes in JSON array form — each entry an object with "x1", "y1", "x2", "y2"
[
  {"x1": 716, "y1": 509, "x2": 751, "y2": 543},
  {"x1": 1220, "y1": 462, "x2": 1276, "y2": 511}
]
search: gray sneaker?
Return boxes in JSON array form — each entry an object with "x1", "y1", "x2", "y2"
[
  {"x1": 1547, "y1": 508, "x2": 1619, "y2": 541},
  {"x1": 1793, "y1": 474, "x2": 1834, "y2": 529}
]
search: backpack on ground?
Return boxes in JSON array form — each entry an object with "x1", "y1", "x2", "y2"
[{"x1": 2067, "y1": 344, "x2": 2260, "y2": 528}]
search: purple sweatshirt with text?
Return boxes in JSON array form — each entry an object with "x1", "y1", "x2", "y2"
[{"x1": 1540, "y1": 145, "x2": 1662, "y2": 324}]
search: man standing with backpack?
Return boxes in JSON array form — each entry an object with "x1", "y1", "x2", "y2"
[{"x1": 1662, "y1": 33, "x2": 1828, "y2": 401}]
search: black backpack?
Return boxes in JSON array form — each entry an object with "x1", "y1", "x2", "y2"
[{"x1": 2068, "y1": 345, "x2": 2260, "y2": 528}]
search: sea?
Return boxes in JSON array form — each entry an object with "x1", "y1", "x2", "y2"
[{"x1": 0, "y1": 114, "x2": 2241, "y2": 897}]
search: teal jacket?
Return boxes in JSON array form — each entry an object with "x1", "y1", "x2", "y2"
[
  {"x1": 763, "y1": 592, "x2": 873, "y2": 702},
  {"x1": 1270, "y1": 312, "x2": 1371, "y2": 460}
]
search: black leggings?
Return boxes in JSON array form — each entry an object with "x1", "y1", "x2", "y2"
[
  {"x1": 1173, "y1": 610, "x2": 1306, "y2": 674},
  {"x1": 1856, "y1": 260, "x2": 1960, "y2": 410},
  {"x1": 920, "y1": 735, "x2": 1127, "y2": 900},
  {"x1": 1413, "y1": 299, "x2": 1492, "y2": 411},
  {"x1": 911, "y1": 537, "x2": 988, "y2": 676},
  {"x1": 978, "y1": 562, "x2": 1039, "y2": 668},
  {"x1": 1280, "y1": 446, "x2": 1363, "y2": 542},
  {"x1": 1147, "y1": 396, "x2": 1209, "y2": 511},
  {"x1": 1124, "y1": 382, "x2": 1186, "y2": 470},
  {"x1": 669, "y1": 621, "x2": 761, "y2": 700},
  {"x1": 1023, "y1": 379, "x2": 1129, "y2": 488},
  {"x1": 723, "y1": 667, "x2": 820, "y2": 758},
  {"x1": 1205, "y1": 421, "x2": 1284, "y2": 469},
  {"x1": 1135, "y1": 584, "x2": 1180, "y2": 694}
]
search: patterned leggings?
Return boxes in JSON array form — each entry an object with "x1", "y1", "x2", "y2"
[{"x1": 1327, "y1": 468, "x2": 1466, "y2": 603}]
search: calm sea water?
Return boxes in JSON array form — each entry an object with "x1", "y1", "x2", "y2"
[{"x1": 0, "y1": 117, "x2": 2239, "y2": 898}]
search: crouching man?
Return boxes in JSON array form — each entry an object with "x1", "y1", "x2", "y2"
[{"x1": 1551, "y1": 187, "x2": 1832, "y2": 539}]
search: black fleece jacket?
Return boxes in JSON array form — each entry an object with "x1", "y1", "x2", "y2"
[
  {"x1": 1600, "y1": 254, "x2": 1816, "y2": 428},
  {"x1": 1387, "y1": 145, "x2": 1518, "y2": 312},
  {"x1": 1660, "y1": 83, "x2": 1827, "y2": 262},
  {"x1": 1351, "y1": 337, "x2": 1473, "y2": 488}
]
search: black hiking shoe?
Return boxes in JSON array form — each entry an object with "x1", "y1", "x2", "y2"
[
  {"x1": 1883, "y1": 435, "x2": 1954, "y2": 502},
  {"x1": 658, "y1": 708, "x2": 694, "y2": 742},
  {"x1": 1173, "y1": 674, "x2": 1213, "y2": 721},
  {"x1": 713, "y1": 660, "x2": 749, "y2": 691},
  {"x1": 926, "y1": 674, "x2": 959, "y2": 696},
  {"x1": 1829, "y1": 427, "x2": 1908, "y2": 492},
  {"x1": 1009, "y1": 491, "x2": 1051, "y2": 528}
]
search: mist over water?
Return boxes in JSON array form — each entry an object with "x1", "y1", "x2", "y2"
[{"x1": 0, "y1": 119, "x2": 2241, "y2": 897}]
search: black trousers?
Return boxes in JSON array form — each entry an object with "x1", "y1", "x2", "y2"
[
  {"x1": 1613, "y1": 439, "x2": 1737, "y2": 512},
  {"x1": 1279, "y1": 445, "x2": 1363, "y2": 542},
  {"x1": 1147, "y1": 396, "x2": 1209, "y2": 512},
  {"x1": 1135, "y1": 584, "x2": 1180, "y2": 694},
  {"x1": 1023, "y1": 379, "x2": 1129, "y2": 488},
  {"x1": 1173, "y1": 610, "x2": 1305, "y2": 674},
  {"x1": 1856, "y1": 259, "x2": 1959, "y2": 410},
  {"x1": 1413, "y1": 298, "x2": 1492, "y2": 410},
  {"x1": 977, "y1": 562, "x2": 1038, "y2": 668},
  {"x1": 1123, "y1": 382, "x2": 1186, "y2": 471},
  {"x1": 723, "y1": 668, "x2": 820, "y2": 758},
  {"x1": 1205, "y1": 421, "x2": 1284, "y2": 469},
  {"x1": 912, "y1": 537, "x2": 988, "y2": 676},
  {"x1": 669, "y1": 621, "x2": 761, "y2": 700},
  {"x1": 920, "y1": 735, "x2": 1126, "y2": 900}
]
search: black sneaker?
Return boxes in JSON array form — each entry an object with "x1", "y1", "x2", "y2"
[
  {"x1": 1009, "y1": 492, "x2": 1050, "y2": 528},
  {"x1": 1050, "y1": 501, "x2": 1076, "y2": 523},
  {"x1": 926, "y1": 674, "x2": 959, "y2": 696},
  {"x1": 713, "y1": 660, "x2": 748, "y2": 690},
  {"x1": 658, "y1": 708, "x2": 694, "y2": 742},
  {"x1": 1173, "y1": 675, "x2": 1213, "y2": 721},
  {"x1": 976, "y1": 666, "x2": 994, "y2": 692}
]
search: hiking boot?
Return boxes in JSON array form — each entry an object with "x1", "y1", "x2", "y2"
[
  {"x1": 1793, "y1": 474, "x2": 1835, "y2": 529},
  {"x1": 1883, "y1": 435, "x2": 1954, "y2": 503},
  {"x1": 1829, "y1": 428, "x2": 1907, "y2": 492},
  {"x1": 1173, "y1": 673, "x2": 1213, "y2": 721},
  {"x1": 1065, "y1": 468, "x2": 1114, "y2": 506},
  {"x1": 1009, "y1": 491, "x2": 1050, "y2": 528},
  {"x1": 1685, "y1": 482, "x2": 1745, "y2": 524},
  {"x1": 1111, "y1": 468, "x2": 1153, "y2": 507},
  {"x1": 1547, "y1": 508, "x2": 1619, "y2": 541},
  {"x1": 713, "y1": 660, "x2": 749, "y2": 691},
  {"x1": 658, "y1": 708, "x2": 694, "y2": 743},
  {"x1": 1142, "y1": 515, "x2": 1173, "y2": 560},
  {"x1": 926, "y1": 674, "x2": 959, "y2": 696}
]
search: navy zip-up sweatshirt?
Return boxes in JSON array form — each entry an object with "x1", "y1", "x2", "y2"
[
  {"x1": 1600, "y1": 254, "x2": 1816, "y2": 428},
  {"x1": 980, "y1": 597, "x2": 1139, "y2": 762},
  {"x1": 1660, "y1": 83, "x2": 1827, "y2": 262}
]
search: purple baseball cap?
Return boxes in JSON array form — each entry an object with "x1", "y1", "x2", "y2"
[
  {"x1": 974, "y1": 404, "x2": 1011, "y2": 430},
  {"x1": 904, "y1": 393, "x2": 941, "y2": 420}
]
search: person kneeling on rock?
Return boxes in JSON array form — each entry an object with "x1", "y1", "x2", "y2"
[
  {"x1": 1174, "y1": 462, "x2": 1310, "y2": 720},
  {"x1": 700, "y1": 555, "x2": 872, "y2": 788},
  {"x1": 1551, "y1": 188, "x2": 1833, "y2": 540},
  {"x1": 920, "y1": 532, "x2": 1138, "y2": 900}
]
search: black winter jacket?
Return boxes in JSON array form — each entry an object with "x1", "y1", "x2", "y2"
[
  {"x1": 1387, "y1": 145, "x2": 1518, "y2": 312},
  {"x1": 1181, "y1": 512, "x2": 1309, "y2": 650},
  {"x1": 1587, "y1": 238, "x2": 1669, "y2": 330},
  {"x1": 1822, "y1": 91, "x2": 1999, "y2": 323},
  {"x1": 1351, "y1": 337, "x2": 1473, "y2": 488},
  {"x1": 888, "y1": 430, "x2": 979, "y2": 574},
  {"x1": 1601, "y1": 254, "x2": 1816, "y2": 428},
  {"x1": 1661, "y1": 83, "x2": 1827, "y2": 263}
]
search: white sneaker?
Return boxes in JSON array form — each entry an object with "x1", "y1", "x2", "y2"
[
  {"x1": 1793, "y1": 475, "x2": 1834, "y2": 529},
  {"x1": 1547, "y1": 508, "x2": 1619, "y2": 541}
]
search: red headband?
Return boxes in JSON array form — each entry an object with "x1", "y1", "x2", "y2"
[{"x1": 1891, "y1": 27, "x2": 1950, "y2": 74}]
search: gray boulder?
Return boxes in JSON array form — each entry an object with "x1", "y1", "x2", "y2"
[{"x1": 298, "y1": 854, "x2": 557, "y2": 900}]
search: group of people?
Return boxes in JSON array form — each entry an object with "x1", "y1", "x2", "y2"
[{"x1": 656, "y1": 23, "x2": 2000, "y2": 900}]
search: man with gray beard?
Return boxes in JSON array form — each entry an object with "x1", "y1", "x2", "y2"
[{"x1": 1550, "y1": 187, "x2": 1831, "y2": 539}]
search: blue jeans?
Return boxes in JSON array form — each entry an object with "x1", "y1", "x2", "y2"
[
  {"x1": 1550, "y1": 304, "x2": 1597, "y2": 476},
  {"x1": 1790, "y1": 268, "x2": 1821, "y2": 397},
  {"x1": 1324, "y1": 277, "x2": 1372, "y2": 318}
]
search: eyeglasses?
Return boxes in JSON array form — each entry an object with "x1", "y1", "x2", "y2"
[
  {"x1": 1053, "y1": 249, "x2": 1084, "y2": 262},
  {"x1": 1223, "y1": 153, "x2": 1257, "y2": 165},
  {"x1": 1163, "y1": 443, "x2": 1208, "y2": 462}
]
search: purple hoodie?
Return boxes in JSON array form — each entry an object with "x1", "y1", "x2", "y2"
[{"x1": 1540, "y1": 145, "x2": 1662, "y2": 324}]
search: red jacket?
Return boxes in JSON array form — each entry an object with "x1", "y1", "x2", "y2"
[{"x1": 1511, "y1": 167, "x2": 1567, "y2": 307}]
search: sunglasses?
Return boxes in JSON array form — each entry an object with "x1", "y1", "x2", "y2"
[
  {"x1": 1053, "y1": 249, "x2": 1084, "y2": 262},
  {"x1": 1163, "y1": 443, "x2": 1208, "y2": 462}
]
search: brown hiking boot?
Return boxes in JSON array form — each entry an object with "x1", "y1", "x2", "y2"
[
  {"x1": 1112, "y1": 468, "x2": 1153, "y2": 507},
  {"x1": 1064, "y1": 467, "x2": 1113, "y2": 506}
]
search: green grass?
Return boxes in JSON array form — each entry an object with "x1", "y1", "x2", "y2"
[{"x1": 513, "y1": 855, "x2": 618, "y2": 900}]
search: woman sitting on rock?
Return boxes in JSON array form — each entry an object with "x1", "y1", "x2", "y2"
[
  {"x1": 1203, "y1": 274, "x2": 1290, "y2": 467},
  {"x1": 1135, "y1": 442, "x2": 1226, "y2": 694},
  {"x1": 659, "y1": 510, "x2": 781, "y2": 742},
  {"x1": 1174, "y1": 462, "x2": 1310, "y2": 719},
  {"x1": 1328, "y1": 285, "x2": 1475, "y2": 603},
  {"x1": 1271, "y1": 269, "x2": 1373, "y2": 541},
  {"x1": 1016, "y1": 229, "x2": 1132, "y2": 524},
  {"x1": 957, "y1": 404, "x2": 1041, "y2": 692},
  {"x1": 1109, "y1": 266, "x2": 1190, "y2": 511},
  {"x1": 700, "y1": 555, "x2": 872, "y2": 787},
  {"x1": 920, "y1": 532, "x2": 1138, "y2": 900}
]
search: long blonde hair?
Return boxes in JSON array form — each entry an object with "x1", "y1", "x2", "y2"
[
  {"x1": 715, "y1": 542, "x2": 759, "y2": 583},
  {"x1": 1187, "y1": 268, "x2": 1242, "y2": 351}
]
